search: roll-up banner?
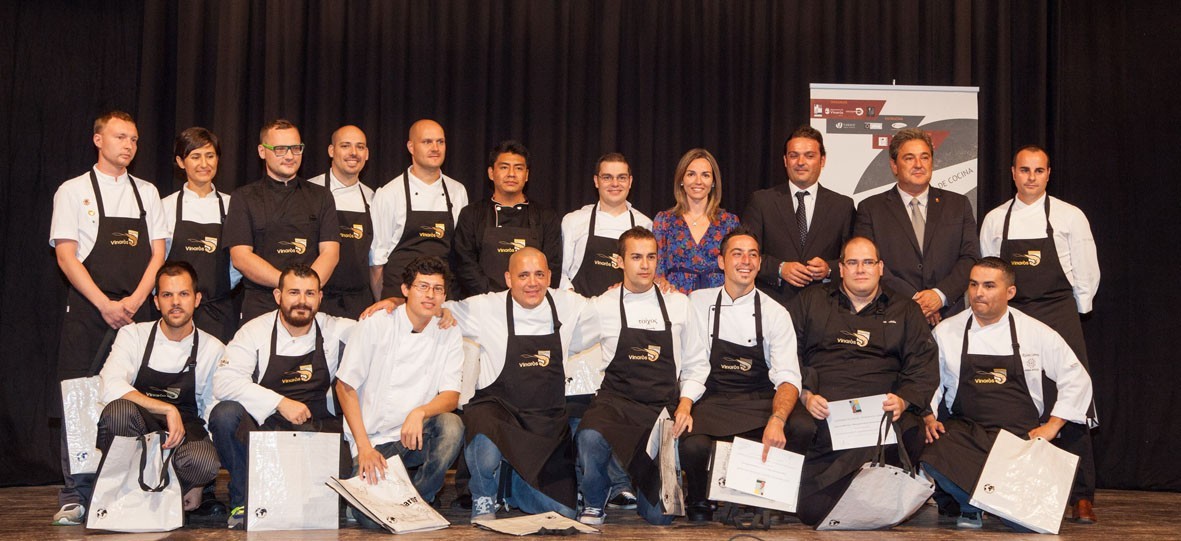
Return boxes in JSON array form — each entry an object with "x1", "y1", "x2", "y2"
[{"x1": 809, "y1": 84, "x2": 980, "y2": 216}]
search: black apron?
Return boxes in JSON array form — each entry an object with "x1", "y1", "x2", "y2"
[
  {"x1": 478, "y1": 204, "x2": 541, "y2": 292},
  {"x1": 1000, "y1": 196, "x2": 1096, "y2": 424},
  {"x1": 578, "y1": 287, "x2": 678, "y2": 503},
  {"x1": 570, "y1": 205, "x2": 635, "y2": 296},
  {"x1": 171, "y1": 188, "x2": 237, "y2": 342},
  {"x1": 133, "y1": 322, "x2": 208, "y2": 440},
  {"x1": 381, "y1": 169, "x2": 456, "y2": 299},
  {"x1": 256, "y1": 315, "x2": 333, "y2": 420},
  {"x1": 59, "y1": 171, "x2": 154, "y2": 380},
  {"x1": 241, "y1": 178, "x2": 322, "y2": 321},
  {"x1": 689, "y1": 290, "x2": 775, "y2": 438},
  {"x1": 463, "y1": 293, "x2": 576, "y2": 508},
  {"x1": 801, "y1": 300, "x2": 903, "y2": 493},
  {"x1": 920, "y1": 313, "x2": 1041, "y2": 492},
  {"x1": 321, "y1": 173, "x2": 374, "y2": 318}
]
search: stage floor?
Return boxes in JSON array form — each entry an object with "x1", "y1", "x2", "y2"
[{"x1": 1, "y1": 479, "x2": 1174, "y2": 540}]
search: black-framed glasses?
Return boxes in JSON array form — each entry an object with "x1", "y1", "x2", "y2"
[
  {"x1": 841, "y1": 259, "x2": 880, "y2": 268},
  {"x1": 409, "y1": 282, "x2": 446, "y2": 295},
  {"x1": 261, "y1": 143, "x2": 306, "y2": 157}
]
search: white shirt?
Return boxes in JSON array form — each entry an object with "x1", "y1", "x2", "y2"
[
  {"x1": 336, "y1": 306, "x2": 464, "y2": 454},
  {"x1": 979, "y1": 195, "x2": 1100, "y2": 313},
  {"x1": 570, "y1": 286, "x2": 709, "y2": 400},
  {"x1": 306, "y1": 171, "x2": 375, "y2": 213},
  {"x1": 98, "y1": 321, "x2": 226, "y2": 421},
  {"x1": 685, "y1": 286, "x2": 802, "y2": 401},
  {"x1": 789, "y1": 183, "x2": 818, "y2": 230},
  {"x1": 559, "y1": 203, "x2": 653, "y2": 290},
  {"x1": 213, "y1": 310, "x2": 357, "y2": 424},
  {"x1": 370, "y1": 169, "x2": 468, "y2": 266},
  {"x1": 49, "y1": 167, "x2": 168, "y2": 260},
  {"x1": 930, "y1": 307, "x2": 1093, "y2": 425},
  {"x1": 161, "y1": 185, "x2": 242, "y2": 289},
  {"x1": 446, "y1": 289, "x2": 590, "y2": 389}
]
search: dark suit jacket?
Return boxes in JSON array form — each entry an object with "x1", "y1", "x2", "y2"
[
  {"x1": 742, "y1": 183, "x2": 855, "y2": 307},
  {"x1": 854, "y1": 186, "x2": 979, "y2": 316}
]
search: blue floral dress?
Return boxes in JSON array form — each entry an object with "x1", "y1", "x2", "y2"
[{"x1": 653, "y1": 209, "x2": 740, "y2": 294}]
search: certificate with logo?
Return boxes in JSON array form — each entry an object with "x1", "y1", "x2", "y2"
[
  {"x1": 826, "y1": 393, "x2": 896, "y2": 451},
  {"x1": 721, "y1": 437, "x2": 804, "y2": 511}
]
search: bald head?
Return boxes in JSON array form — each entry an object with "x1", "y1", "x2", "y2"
[
  {"x1": 407, "y1": 119, "x2": 446, "y2": 177},
  {"x1": 505, "y1": 247, "x2": 550, "y2": 309},
  {"x1": 327, "y1": 125, "x2": 368, "y2": 182}
]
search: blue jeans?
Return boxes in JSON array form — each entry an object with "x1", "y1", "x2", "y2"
[
  {"x1": 352, "y1": 413, "x2": 463, "y2": 530},
  {"x1": 922, "y1": 462, "x2": 1035, "y2": 533},
  {"x1": 568, "y1": 417, "x2": 631, "y2": 500},
  {"x1": 466, "y1": 434, "x2": 576, "y2": 520},
  {"x1": 576, "y1": 428, "x2": 674, "y2": 525}
]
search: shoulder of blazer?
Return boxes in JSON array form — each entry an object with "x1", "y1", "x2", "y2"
[{"x1": 815, "y1": 184, "x2": 855, "y2": 209}]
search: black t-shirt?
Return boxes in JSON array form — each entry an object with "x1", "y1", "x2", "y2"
[{"x1": 223, "y1": 176, "x2": 339, "y2": 269}]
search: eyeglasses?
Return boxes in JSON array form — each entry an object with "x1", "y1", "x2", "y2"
[
  {"x1": 841, "y1": 259, "x2": 880, "y2": 268},
  {"x1": 261, "y1": 143, "x2": 306, "y2": 157},
  {"x1": 597, "y1": 174, "x2": 631, "y2": 184},
  {"x1": 409, "y1": 282, "x2": 446, "y2": 295}
]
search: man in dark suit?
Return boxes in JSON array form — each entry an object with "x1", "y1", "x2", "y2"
[
  {"x1": 854, "y1": 128, "x2": 978, "y2": 326},
  {"x1": 742, "y1": 125, "x2": 855, "y2": 307}
]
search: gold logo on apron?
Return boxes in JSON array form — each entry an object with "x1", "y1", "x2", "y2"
[
  {"x1": 340, "y1": 224, "x2": 364, "y2": 240},
  {"x1": 628, "y1": 345, "x2": 661, "y2": 362},
  {"x1": 1010, "y1": 250, "x2": 1042, "y2": 267},
  {"x1": 277, "y1": 238, "x2": 308, "y2": 255},
  {"x1": 836, "y1": 330, "x2": 871, "y2": 347},
  {"x1": 593, "y1": 252, "x2": 621, "y2": 269},
  {"x1": 419, "y1": 223, "x2": 447, "y2": 239},
  {"x1": 145, "y1": 387, "x2": 181, "y2": 400},
  {"x1": 282, "y1": 363, "x2": 314, "y2": 384},
  {"x1": 972, "y1": 368, "x2": 1008, "y2": 384},
  {"x1": 110, "y1": 230, "x2": 140, "y2": 247},
  {"x1": 519, "y1": 350, "x2": 551, "y2": 368},
  {"x1": 186, "y1": 236, "x2": 218, "y2": 253},
  {"x1": 497, "y1": 238, "x2": 527, "y2": 253},
  {"x1": 720, "y1": 356, "x2": 753, "y2": 372}
]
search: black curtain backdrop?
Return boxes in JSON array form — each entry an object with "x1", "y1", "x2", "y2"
[{"x1": 2, "y1": 1, "x2": 1177, "y2": 490}]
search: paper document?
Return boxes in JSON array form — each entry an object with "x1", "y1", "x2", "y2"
[
  {"x1": 658, "y1": 419, "x2": 685, "y2": 516},
  {"x1": 826, "y1": 394, "x2": 897, "y2": 451},
  {"x1": 719, "y1": 437, "x2": 803, "y2": 511},
  {"x1": 472, "y1": 511, "x2": 599, "y2": 536},
  {"x1": 327, "y1": 455, "x2": 449, "y2": 534},
  {"x1": 646, "y1": 408, "x2": 671, "y2": 459}
]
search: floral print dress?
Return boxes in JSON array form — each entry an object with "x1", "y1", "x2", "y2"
[{"x1": 653, "y1": 209, "x2": 741, "y2": 294}]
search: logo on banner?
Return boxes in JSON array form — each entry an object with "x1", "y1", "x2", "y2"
[
  {"x1": 973, "y1": 368, "x2": 1008, "y2": 385},
  {"x1": 277, "y1": 238, "x2": 307, "y2": 255},
  {"x1": 185, "y1": 237, "x2": 218, "y2": 253},
  {"x1": 813, "y1": 103, "x2": 824, "y2": 117},
  {"x1": 720, "y1": 356, "x2": 753, "y2": 372},
  {"x1": 836, "y1": 330, "x2": 871, "y2": 347},
  {"x1": 519, "y1": 350, "x2": 551, "y2": 368},
  {"x1": 593, "y1": 252, "x2": 621, "y2": 269},
  {"x1": 281, "y1": 364, "x2": 314, "y2": 384},
  {"x1": 340, "y1": 224, "x2": 365, "y2": 240},
  {"x1": 1010, "y1": 250, "x2": 1042, "y2": 267},
  {"x1": 110, "y1": 229, "x2": 139, "y2": 247},
  {"x1": 497, "y1": 238, "x2": 527, "y2": 253},
  {"x1": 628, "y1": 345, "x2": 661, "y2": 362},
  {"x1": 254, "y1": 508, "x2": 268, "y2": 518},
  {"x1": 419, "y1": 223, "x2": 447, "y2": 239},
  {"x1": 145, "y1": 387, "x2": 181, "y2": 400}
]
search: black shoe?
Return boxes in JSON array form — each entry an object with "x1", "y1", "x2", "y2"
[
  {"x1": 687, "y1": 502, "x2": 713, "y2": 523},
  {"x1": 190, "y1": 497, "x2": 228, "y2": 517},
  {"x1": 451, "y1": 492, "x2": 472, "y2": 510}
]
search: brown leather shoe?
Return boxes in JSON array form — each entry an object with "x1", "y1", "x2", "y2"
[{"x1": 1072, "y1": 499, "x2": 1097, "y2": 524}]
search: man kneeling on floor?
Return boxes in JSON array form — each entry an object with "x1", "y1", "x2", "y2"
[
  {"x1": 336, "y1": 256, "x2": 464, "y2": 526},
  {"x1": 86, "y1": 261, "x2": 225, "y2": 523},
  {"x1": 920, "y1": 257, "x2": 1093, "y2": 531},
  {"x1": 209, "y1": 264, "x2": 356, "y2": 529}
]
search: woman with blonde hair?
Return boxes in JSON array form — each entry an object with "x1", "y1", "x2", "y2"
[{"x1": 652, "y1": 148, "x2": 740, "y2": 293}]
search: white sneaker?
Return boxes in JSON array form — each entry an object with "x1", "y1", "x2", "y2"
[
  {"x1": 578, "y1": 507, "x2": 606, "y2": 525},
  {"x1": 52, "y1": 503, "x2": 85, "y2": 526}
]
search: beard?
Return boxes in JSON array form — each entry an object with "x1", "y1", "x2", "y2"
[{"x1": 280, "y1": 303, "x2": 316, "y2": 327}]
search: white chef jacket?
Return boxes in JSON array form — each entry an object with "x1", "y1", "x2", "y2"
[
  {"x1": 306, "y1": 171, "x2": 375, "y2": 213},
  {"x1": 446, "y1": 289, "x2": 589, "y2": 389},
  {"x1": 99, "y1": 320, "x2": 225, "y2": 421},
  {"x1": 161, "y1": 185, "x2": 242, "y2": 289},
  {"x1": 213, "y1": 310, "x2": 356, "y2": 424},
  {"x1": 684, "y1": 286, "x2": 802, "y2": 401},
  {"x1": 370, "y1": 169, "x2": 468, "y2": 266},
  {"x1": 49, "y1": 167, "x2": 168, "y2": 260},
  {"x1": 559, "y1": 203, "x2": 653, "y2": 290},
  {"x1": 979, "y1": 194, "x2": 1101, "y2": 313},
  {"x1": 336, "y1": 305, "x2": 464, "y2": 455},
  {"x1": 930, "y1": 307, "x2": 1093, "y2": 425},
  {"x1": 570, "y1": 286, "x2": 709, "y2": 400}
]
